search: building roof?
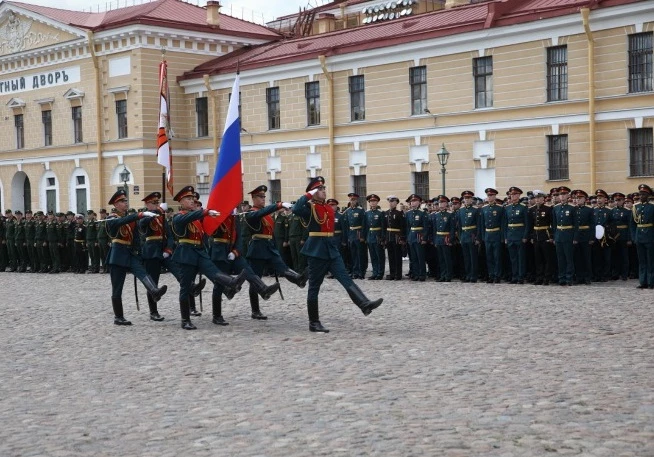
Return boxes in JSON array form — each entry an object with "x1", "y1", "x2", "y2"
[
  {"x1": 180, "y1": 0, "x2": 643, "y2": 80},
  {"x1": 6, "y1": 0, "x2": 281, "y2": 39}
]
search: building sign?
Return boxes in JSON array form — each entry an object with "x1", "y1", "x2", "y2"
[
  {"x1": 0, "y1": 12, "x2": 60, "y2": 55},
  {"x1": 0, "y1": 66, "x2": 81, "y2": 95}
]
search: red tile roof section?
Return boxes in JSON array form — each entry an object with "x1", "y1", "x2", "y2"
[
  {"x1": 7, "y1": 0, "x2": 280, "y2": 39},
  {"x1": 181, "y1": 0, "x2": 644, "y2": 80}
]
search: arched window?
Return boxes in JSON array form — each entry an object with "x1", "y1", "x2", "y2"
[
  {"x1": 71, "y1": 168, "x2": 90, "y2": 214},
  {"x1": 41, "y1": 170, "x2": 59, "y2": 213}
]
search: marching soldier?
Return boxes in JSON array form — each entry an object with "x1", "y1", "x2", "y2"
[
  {"x1": 528, "y1": 190, "x2": 555, "y2": 285},
  {"x1": 592, "y1": 189, "x2": 612, "y2": 282},
  {"x1": 363, "y1": 194, "x2": 386, "y2": 280},
  {"x1": 631, "y1": 184, "x2": 654, "y2": 289},
  {"x1": 384, "y1": 195, "x2": 405, "y2": 281},
  {"x1": 457, "y1": 191, "x2": 480, "y2": 283},
  {"x1": 573, "y1": 190, "x2": 594, "y2": 285},
  {"x1": 292, "y1": 177, "x2": 383, "y2": 333},
  {"x1": 610, "y1": 192, "x2": 631, "y2": 281},
  {"x1": 105, "y1": 189, "x2": 169, "y2": 326},
  {"x1": 430, "y1": 195, "x2": 454, "y2": 282},
  {"x1": 480, "y1": 188, "x2": 503, "y2": 283},
  {"x1": 342, "y1": 193, "x2": 366, "y2": 279},
  {"x1": 503, "y1": 187, "x2": 529, "y2": 284},
  {"x1": 405, "y1": 194, "x2": 428, "y2": 281}
]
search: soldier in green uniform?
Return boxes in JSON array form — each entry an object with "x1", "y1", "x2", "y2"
[
  {"x1": 73, "y1": 214, "x2": 87, "y2": 273},
  {"x1": 363, "y1": 194, "x2": 386, "y2": 280},
  {"x1": 97, "y1": 209, "x2": 110, "y2": 273},
  {"x1": 14, "y1": 210, "x2": 27, "y2": 272},
  {"x1": 65, "y1": 211, "x2": 77, "y2": 272},
  {"x1": 592, "y1": 189, "x2": 612, "y2": 282},
  {"x1": 5, "y1": 210, "x2": 17, "y2": 272},
  {"x1": 503, "y1": 187, "x2": 529, "y2": 284},
  {"x1": 34, "y1": 211, "x2": 48, "y2": 272},
  {"x1": 456, "y1": 191, "x2": 481, "y2": 282},
  {"x1": 342, "y1": 193, "x2": 366, "y2": 279},
  {"x1": 480, "y1": 188, "x2": 504, "y2": 283},
  {"x1": 273, "y1": 206, "x2": 291, "y2": 268},
  {"x1": 610, "y1": 192, "x2": 631, "y2": 280},
  {"x1": 85, "y1": 210, "x2": 100, "y2": 273},
  {"x1": 528, "y1": 190, "x2": 555, "y2": 285},
  {"x1": 56, "y1": 213, "x2": 68, "y2": 272},
  {"x1": 430, "y1": 195, "x2": 454, "y2": 282},
  {"x1": 630, "y1": 183, "x2": 654, "y2": 288},
  {"x1": 0, "y1": 213, "x2": 7, "y2": 271},
  {"x1": 46, "y1": 212, "x2": 60, "y2": 273},
  {"x1": 573, "y1": 190, "x2": 594, "y2": 285},
  {"x1": 552, "y1": 186, "x2": 576, "y2": 286},
  {"x1": 24, "y1": 210, "x2": 37, "y2": 273},
  {"x1": 287, "y1": 206, "x2": 308, "y2": 274}
]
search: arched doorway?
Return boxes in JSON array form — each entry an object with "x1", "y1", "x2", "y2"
[{"x1": 11, "y1": 171, "x2": 30, "y2": 212}]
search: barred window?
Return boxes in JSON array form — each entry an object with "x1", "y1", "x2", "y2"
[
  {"x1": 547, "y1": 135, "x2": 569, "y2": 181},
  {"x1": 305, "y1": 81, "x2": 320, "y2": 126},
  {"x1": 629, "y1": 128, "x2": 654, "y2": 177},
  {"x1": 115, "y1": 100, "x2": 128, "y2": 139},
  {"x1": 349, "y1": 75, "x2": 365, "y2": 121},
  {"x1": 269, "y1": 179, "x2": 282, "y2": 204},
  {"x1": 42, "y1": 110, "x2": 52, "y2": 146},
  {"x1": 547, "y1": 46, "x2": 568, "y2": 102},
  {"x1": 266, "y1": 87, "x2": 280, "y2": 130},
  {"x1": 14, "y1": 114, "x2": 24, "y2": 149},
  {"x1": 410, "y1": 66, "x2": 427, "y2": 116},
  {"x1": 628, "y1": 32, "x2": 653, "y2": 93},
  {"x1": 72, "y1": 106, "x2": 83, "y2": 143},
  {"x1": 473, "y1": 56, "x2": 493, "y2": 108},
  {"x1": 352, "y1": 175, "x2": 367, "y2": 210},
  {"x1": 413, "y1": 171, "x2": 430, "y2": 201},
  {"x1": 196, "y1": 97, "x2": 208, "y2": 137}
]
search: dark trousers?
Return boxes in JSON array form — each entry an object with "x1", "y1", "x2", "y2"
[
  {"x1": 386, "y1": 239, "x2": 403, "y2": 279},
  {"x1": 368, "y1": 241, "x2": 385, "y2": 278},
  {"x1": 485, "y1": 240, "x2": 502, "y2": 280},
  {"x1": 533, "y1": 240, "x2": 555, "y2": 281},
  {"x1": 592, "y1": 243, "x2": 611, "y2": 280},
  {"x1": 574, "y1": 242, "x2": 593, "y2": 282},
  {"x1": 636, "y1": 241, "x2": 654, "y2": 286},
  {"x1": 307, "y1": 255, "x2": 354, "y2": 306},
  {"x1": 408, "y1": 241, "x2": 426, "y2": 280},
  {"x1": 556, "y1": 241, "x2": 574, "y2": 285},
  {"x1": 506, "y1": 241, "x2": 526, "y2": 281},
  {"x1": 461, "y1": 242, "x2": 478, "y2": 281},
  {"x1": 611, "y1": 240, "x2": 629, "y2": 279},
  {"x1": 436, "y1": 244, "x2": 453, "y2": 280},
  {"x1": 109, "y1": 258, "x2": 148, "y2": 299},
  {"x1": 348, "y1": 239, "x2": 365, "y2": 277}
]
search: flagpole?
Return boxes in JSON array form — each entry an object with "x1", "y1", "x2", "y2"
[{"x1": 157, "y1": 48, "x2": 174, "y2": 199}]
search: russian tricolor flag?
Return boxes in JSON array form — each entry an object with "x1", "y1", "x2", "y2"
[{"x1": 202, "y1": 75, "x2": 242, "y2": 235}]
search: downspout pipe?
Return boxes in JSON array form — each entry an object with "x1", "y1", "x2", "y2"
[
  {"x1": 87, "y1": 31, "x2": 104, "y2": 206},
  {"x1": 203, "y1": 75, "x2": 219, "y2": 166},
  {"x1": 319, "y1": 55, "x2": 334, "y2": 188},
  {"x1": 581, "y1": 7, "x2": 596, "y2": 191}
]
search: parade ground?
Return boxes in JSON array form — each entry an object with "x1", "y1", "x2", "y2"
[{"x1": 1, "y1": 269, "x2": 653, "y2": 457}]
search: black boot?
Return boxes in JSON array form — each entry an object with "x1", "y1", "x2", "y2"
[
  {"x1": 214, "y1": 270, "x2": 247, "y2": 290},
  {"x1": 250, "y1": 287, "x2": 267, "y2": 320},
  {"x1": 283, "y1": 269, "x2": 307, "y2": 288},
  {"x1": 346, "y1": 283, "x2": 383, "y2": 316},
  {"x1": 147, "y1": 292, "x2": 164, "y2": 321},
  {"x1": 308, "y1": 299, "x2": 328, "y2": 332},
  {"x1": 212, "y1": 294, "x2": 229, "y2": 325},
  {"x1": 249, "y1": 274, "x2": 280, "y2": 300},
  {"x1": 189, "y1": 295, "x2": 202, "y2": 316},
  {"x1": 112, "y1": 297, "x2": 132, "y2": 326},
  {"x1": 179, "y1": 298, "x2": 196, "y2": 330},
  {"x1": 142, "y1": 275, "x2": 167, "y2": 302},
  {"x1": 192, "y1": 277, "x2": 207, "y2": 297}
]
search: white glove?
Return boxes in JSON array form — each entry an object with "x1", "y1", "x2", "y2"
[
  {"x1": 142, "y1": 211, "x2": 158, "y2": 218},
  {"x1": 308, "y1": 188, "x2": 319, "y2": 196},
  {"x1": 163, "y1": 252, "x2": 170, "y2": 259},
  {"x1": 282, "y1": 202, "x2": 292, "y2": 209},
  {"x1": 208, "y1": 210, "x2": 220, "y2": 217},
  {"x1": 159, "y1": 202, "x2": 168, "y2": 211},
  {"x1": 227, "y1": 252, "x2": 236, "y2": 261}
]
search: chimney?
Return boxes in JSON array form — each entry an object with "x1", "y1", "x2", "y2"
[
  {"x1": 316, "y1": 13, "x2": 336, "y2": 34},
  {"x1": 206, "y1": 1, "x2": 221, "y2": 27}
]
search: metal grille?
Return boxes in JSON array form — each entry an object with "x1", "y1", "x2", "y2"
[
  {"x1": 349, "y1": 75, "x2": 365, "y2": 121},
  {"x1": 353, "y1": 175, "x2": 367, "y2": 210},
  {"x1": 115, "y1": 100, "x2": 128, "y2": 139},
  {"x1": 473, "y1": 56, "x2": 493, "y2": 108},
  {"x1": 547, "y1": 135, "x2": 569, "y2": 181},
  {"x1": 547, "y1": 46, "x2": 568, "y2": 101},
  {"x1": 305, "y1": 82, "x2": 320, "y2": 126},
  {"x1": 196, "y1": 97, "x2": 208, "y2": 137},
  {"x1": 413, "y1": 171, "x2": 430, "y2": 201},
  {"x1": 14, "y1": 114, "x2": 24, "y2": 149},
  {"x1": 629, "y1": 32, "x2": 653, "y2": 93},
  {"x1": 42, "y1": 110, "x2": 52, "y2": 146},
  {"x1": 410, "y1": 66, "x2": 427, "y2": 115},
  {"x1": 266, "y1": 87, "x2": 280, "y2": 130},
  {"x1": 72, "y1": 106, "x2": 83, "y2": 143},
  {"x1": 629, "y1": 128, "x2": 654, "y2": 177},
  {"x1": 269, "y1": 179, "x2": 282, "y2": 204}
]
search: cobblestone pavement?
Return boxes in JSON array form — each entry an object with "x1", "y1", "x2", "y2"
[{"x1": 1, "y1": 268, "x2": 653, "y2": 457}]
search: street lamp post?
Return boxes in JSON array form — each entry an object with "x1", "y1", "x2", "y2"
[
  {"x1": 119, "y1": 165, "x2": 131, "y2": 204},
  {"x1": 436, "y1": 143, "x2": 450, "y2": 196}
]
